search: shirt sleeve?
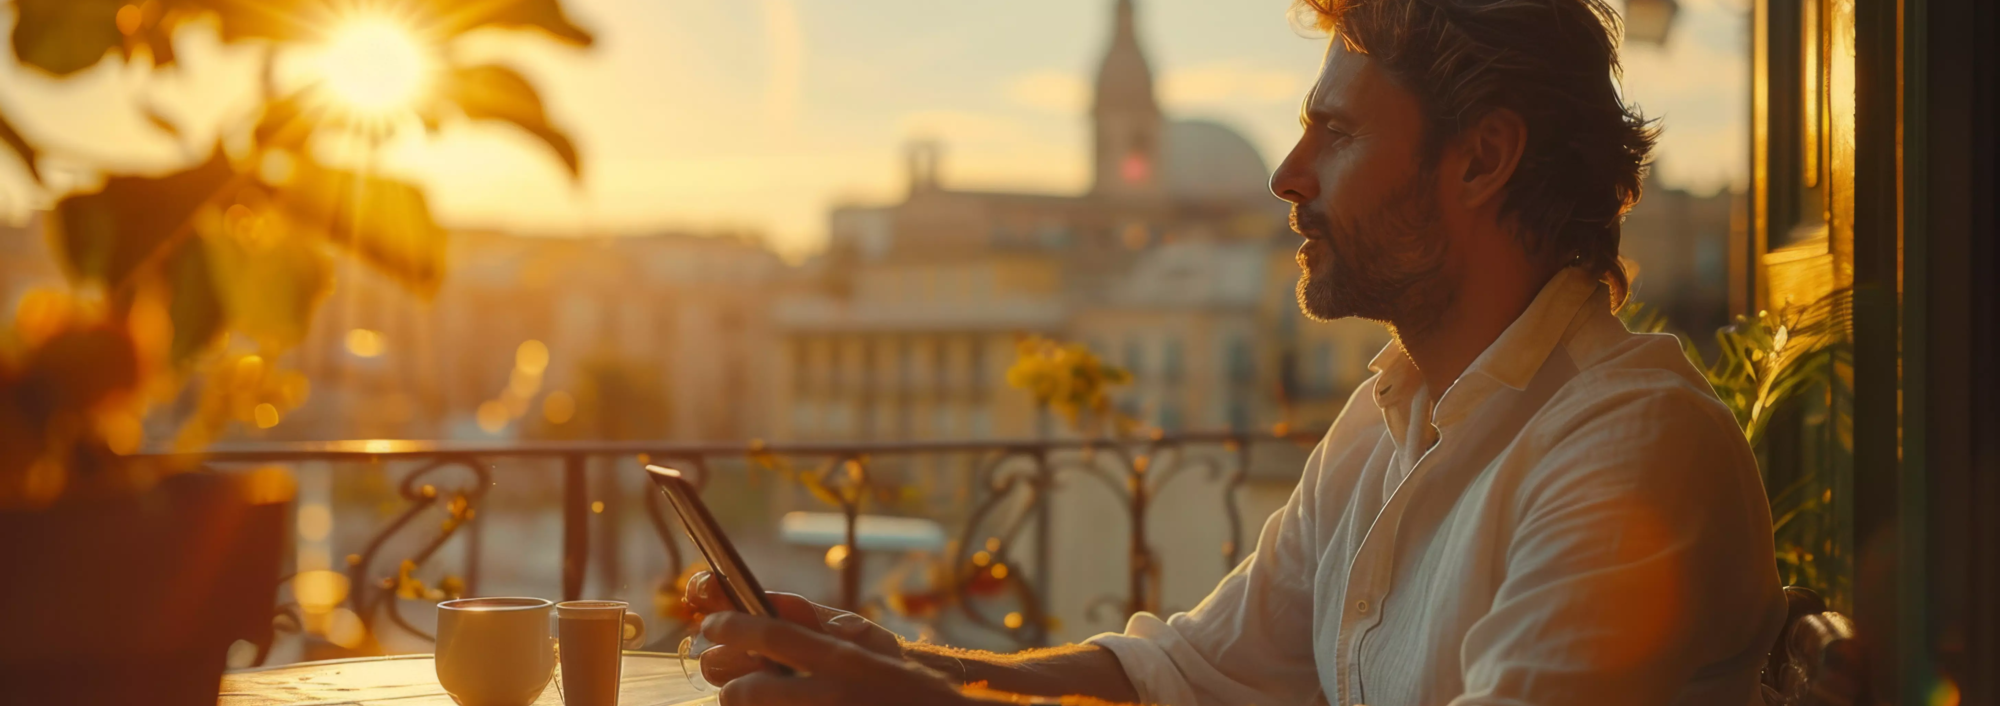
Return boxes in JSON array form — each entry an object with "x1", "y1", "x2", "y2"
[
  {"x1": 1449, "y1": 385, "x2": 1787, "y2": 706},
  {"x1": 1087, "y1": 436, "x2": 1330, "y2": 706}
]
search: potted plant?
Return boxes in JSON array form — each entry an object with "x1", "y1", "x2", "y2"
[{"x1": 0, "y1": 0, "x2": 588, "y2": 701}]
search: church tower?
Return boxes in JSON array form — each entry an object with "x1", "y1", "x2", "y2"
[{"x1": 1091, "y1": 0, "x2": 1164, "y2": 198}]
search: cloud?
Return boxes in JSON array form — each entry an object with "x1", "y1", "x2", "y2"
[
  {"x1": 1619, "y1": 5, "x2": 1750, "y2": 192},
  {"x1": 1161, "y1": 61, "x2": 1309, "y2": 108},
  {"x1": 1005, "y1": 70, "x2": 1090, "y2": 114}
]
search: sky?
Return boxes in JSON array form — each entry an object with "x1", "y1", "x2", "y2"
[{"x1": 0, "y1": 0, "x2": 1749, "y2": 258}]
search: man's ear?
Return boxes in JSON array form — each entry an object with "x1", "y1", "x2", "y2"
[{"x1": 1455, "y1": 108, "x2": 1527, "y2": 210}]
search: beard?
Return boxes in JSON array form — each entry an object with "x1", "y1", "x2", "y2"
[{"x1": 1293, "y1": 170, "x2": 1454, "y2": 336}]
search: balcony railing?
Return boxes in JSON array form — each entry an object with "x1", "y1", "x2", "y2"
[{"x1": 141, "y1": 429, "x2": 1324, "y2": 664}]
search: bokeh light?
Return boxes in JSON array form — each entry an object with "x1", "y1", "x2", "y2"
[
  {"x1": 253, "y1": 403, "x2": 281, "y2": 429},
  {"x1": 508, "y1": 367, "x2": 542, "y2": 398},
  {"x1": 234, "y1": 355, "x2": 265, "y2": 390},
  {"x1": 345, "y1": 329, "x2": 384, "y2": 357},
  {"x1": 292, "y1": 570, "x2": 350, "y2": 610},
  {"x1": 1930, "y1": 676, "x2": 1961, "y2": 706},
  {"x1": 516, "y1": 340, "x2": 550, "y2": 374},
  {"x1": 543, "y1": 390, "x2": 576, "y2": 424},
  {"x1": 476, "y1": 400, "x2": 509, "y2": 433},
  {"x1": 297, "y1": 503, "x2": 332, "y2": 542},
  {"x1": 326, "y1": 607, "x2": 367, "y2": 649}
]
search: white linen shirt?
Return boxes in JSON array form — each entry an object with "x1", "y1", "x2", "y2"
[{"x1": 1089, "y1": 267, "x2": 1786, "y2": 706}]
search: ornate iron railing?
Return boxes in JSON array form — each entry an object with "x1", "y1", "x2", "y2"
[{"x1": 142, "y1": 429, "x2": 1324, "y2": 660}]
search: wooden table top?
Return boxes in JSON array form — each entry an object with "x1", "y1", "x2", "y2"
[{"x1": 218, "y1": 652, "x2": 714, "y2": 706}]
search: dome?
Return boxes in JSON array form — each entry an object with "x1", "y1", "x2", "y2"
[{"x1": 1161, "y1": 119, "x2": 1272, "y2": 201}]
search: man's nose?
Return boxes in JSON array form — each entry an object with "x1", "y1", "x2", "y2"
[{"x1": 1270, "y1": 141, "x2": 1316, "y2": 205}]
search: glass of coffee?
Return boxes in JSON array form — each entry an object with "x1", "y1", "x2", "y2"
[{"x1": 555, "y1": 600, "x2": 647, "y2": 706}]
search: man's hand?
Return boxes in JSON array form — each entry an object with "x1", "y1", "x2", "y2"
[
  {"x1": 683, "y1": 571, "x2": 907, "y2": 685},
  {"x1": 699, "y1": 611, "x2": 972, "y2": 706},
  {"x1": 684, "y1": 571, "x2": 1139, "y2": 704}
]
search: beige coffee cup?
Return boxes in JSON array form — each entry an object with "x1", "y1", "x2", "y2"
[
  {"x1": 556, "y1": 600, "x2": 647, "y2": 706},
  {"x1": 436, "y1": 597, "x2": 556, "y2": 706}
]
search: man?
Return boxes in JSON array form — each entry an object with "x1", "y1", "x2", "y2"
[{"x1": 689, "y1": 0, "x2": 1787, "y2": 703}]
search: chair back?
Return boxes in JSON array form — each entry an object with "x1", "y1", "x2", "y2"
[{"x1": 1760, "y1": 586, "x2": 1866, "y2": 706}]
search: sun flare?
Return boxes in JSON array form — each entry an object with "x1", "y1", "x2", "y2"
[{"x1": 310, "y1": 16, "x2": 435, "y2": 119}]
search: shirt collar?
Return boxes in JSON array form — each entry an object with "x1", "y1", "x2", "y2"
[
  {"x1": 1464, "y1": 266, "x2": 1603, "y2": 391},
  {"x1": 1368, "y1": 338, "x2": 1418, "y2": 411},
  {"x1": 1365, "y1": 266, "x2": 1604, "y2": 410}
]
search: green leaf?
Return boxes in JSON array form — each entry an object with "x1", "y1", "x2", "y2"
[
  {"x1": 439, "y1": 64, "x2": 580, "y2": 179},
  {"x1": 0, "y1": 111, "x2": 41, "y2": 183},
  {"x1": 49, "y1": 149, "x2": 236, "y2": 288},
  {"x1": 202, "y1": 222, "x2": 333, "y2": 351},
  {"x1": 164, "y1": 235, "x2": 227, "y2": 363},
  {"x1": 11, "y1": 0, "x2": 125, "y2": 76},
  {"x1": 274, "y1": 158, "x2": 446, "y2": 296}
]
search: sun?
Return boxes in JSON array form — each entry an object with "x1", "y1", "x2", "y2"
[{"x1": 309, "y1": 15, "x2": 436, "y2": 120}]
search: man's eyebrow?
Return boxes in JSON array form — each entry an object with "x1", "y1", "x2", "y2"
[{"x1": 1299, "y1": 98, "x2": 1358, "y2": 131}]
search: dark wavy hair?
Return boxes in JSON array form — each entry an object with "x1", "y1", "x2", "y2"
[{"x1": 1292, "y1": 0, "x2": 1658, "y2": 308}]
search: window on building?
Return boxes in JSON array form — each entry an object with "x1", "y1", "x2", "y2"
[
  {"x1": 932, "y1": 405, "x2": 956, "y2": 437},
  {"x1": 896, "y1": 340, "x2": 912, "y2": 391},
  {"x1": 969, "y1": 340, "x2": 988, "y2": 392},
  {"x1": 1304, "y1": 340, "x2": 1333, "y2": 394},
  {"x1": 970, "y1": 407, "x2": 993, "y2": 439},
  {"x1": 793, "y1": 339, "x2": 811, "y2": 393},
  {"x1": 792, "y1": 402, "x2": 816, "y2": 437},
  {"x1": 831, "y1": 342, "x2": 849, "y2": 392},
  {"x1": 1163, "y1": 337, "x2": 1184, "y2": 383},
  {"x1": 934, "y1": 342, "x2": 951, "y2": 391},
  {"x1": 827, "y1": 405, "x2": 851, "y2": 437},
  {"x1": 1225, "y1": 335, "x2": 1254, "y2": 382}
]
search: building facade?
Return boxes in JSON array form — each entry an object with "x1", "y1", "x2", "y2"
[{"x1": 772, "y1": 0, "x2": 1383, "y2": 451}]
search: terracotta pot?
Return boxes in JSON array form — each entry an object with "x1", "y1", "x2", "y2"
[{"x1": 0, "y1": 470, "x2": 290, "y2": 705}]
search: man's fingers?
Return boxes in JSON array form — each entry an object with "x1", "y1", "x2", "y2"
[
  {"x1": 701, "y1": 612, "x2": 894, "y2": 679},
  {"x1": 685, "y1": 573, "x2": 832, "y2": 631},
  {"x1": 771, "y1": 593, "x2": 831, "y2": 627},
  {"x1": 717, "y1": 671, "x2": 837, "y2": 706},
  {"x1": 685, "y1": 572, "x2": 734, "y2": 613},
  {"x1": 698, "y1": 644, "x2": 766, "y2": 685},
  {"x1": 825, "y1": 613, "x2": 902, "y2": 657}
]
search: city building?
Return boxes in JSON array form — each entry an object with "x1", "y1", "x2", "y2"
[
  {"x1": 284, "y1": 229, "x2": 791, "y2": 443},
  {"x1": 763, "y1": 0, "x2": 1390, "y2": 639},
  {"x1": 771, "y1": 0, "x2": 1380, "y2": 451}
]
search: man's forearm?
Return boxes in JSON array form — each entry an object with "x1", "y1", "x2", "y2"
[{"x1": 901, "y1": 641, "x2": 1141, "y2": 704}]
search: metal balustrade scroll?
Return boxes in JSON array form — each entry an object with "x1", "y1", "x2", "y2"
[{"x1": 141, "y1": 430, "x2": 1323, "y2": 663}]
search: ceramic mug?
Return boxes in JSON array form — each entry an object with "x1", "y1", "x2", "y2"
[{"x1": 436, "y1": 597, "x2": 557, "y2": 706}]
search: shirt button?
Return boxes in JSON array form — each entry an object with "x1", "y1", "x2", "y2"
[{"x1": 1355, "y1": 599, "x2": 1370, "y2": 614}]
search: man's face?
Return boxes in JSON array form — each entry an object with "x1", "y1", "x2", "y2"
[{"x1": 1271, "y1": 41, "x2": 1455, "y2": 332}]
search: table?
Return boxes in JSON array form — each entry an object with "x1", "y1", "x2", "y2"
[{"x1": 218, "y1": 652, "x2": 714, "y2": 706}]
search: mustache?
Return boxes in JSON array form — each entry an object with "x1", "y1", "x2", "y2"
[{"x1": 1289, "y1": 206, "x2": 1330, "y2": 240}]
